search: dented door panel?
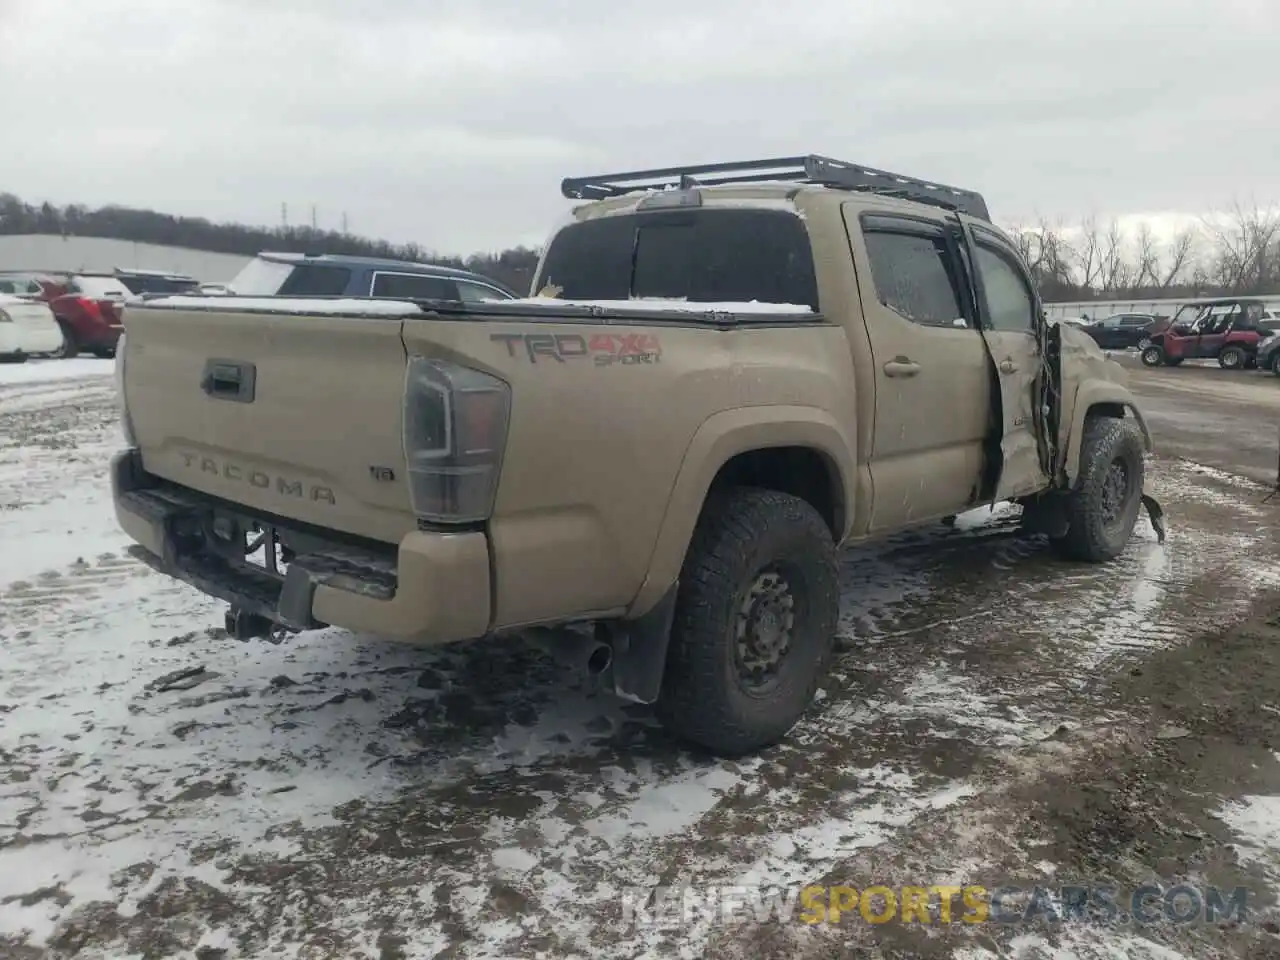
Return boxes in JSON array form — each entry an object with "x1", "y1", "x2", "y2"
[{"x1": 964, "y1": 227, "x2": 1052, "y2": 501}]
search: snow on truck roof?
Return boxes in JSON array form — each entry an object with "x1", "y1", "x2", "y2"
[{"x1": 133, "y1": 296, "x2": 815, "y2": 317}]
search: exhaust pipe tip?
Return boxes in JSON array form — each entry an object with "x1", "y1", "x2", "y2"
[{"x1": 586, "y1": 643, "x2": 613, "y2": 676}]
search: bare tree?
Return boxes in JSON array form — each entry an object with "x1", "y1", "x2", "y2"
[
  {"x1": 1072, "y1": 217, "x2": 1103, "y2": 292},
  {"x1": 1200, "y1": 200, "x2": 1280, "y2": 294},
  {"x1": 1096, "y1": 220, "x2": 1134, "y2": 295},
  {"x1": 1159, "y1": 228, "x2": 1197, "y2": 290}
]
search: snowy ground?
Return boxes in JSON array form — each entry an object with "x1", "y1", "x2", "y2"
[{"x1": 2, "y1": 358, "x2": 1280, "y2": 959}]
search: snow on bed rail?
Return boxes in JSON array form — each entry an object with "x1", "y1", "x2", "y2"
[
  {"x1": 133, "y1": 296, "x2": 425, "y2": 316},
  {"x1": 505, "y1": 298, "x2": 815, "y2": 314}
]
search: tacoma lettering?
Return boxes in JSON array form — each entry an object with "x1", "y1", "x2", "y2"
[{"x1": 179, "y1": 452, "x2": 336, "y2": 505}]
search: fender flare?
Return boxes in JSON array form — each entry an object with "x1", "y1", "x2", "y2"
[
  {"x1": 626, "y1": 405, "x2": 856, "y2": 617},
  {"x1": 1062, "y1": 382, "x2": 1153, "y2": 485}
]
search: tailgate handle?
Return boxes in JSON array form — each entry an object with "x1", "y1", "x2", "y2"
[{"x1": 201, "y1": 359, "x2": 256, "y2": 403}]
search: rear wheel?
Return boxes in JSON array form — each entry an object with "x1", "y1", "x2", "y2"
[
  {"x1": 1137, "y1": 336, "x2": 1152, "y2": 351},
  {"x1": 1051, "y1": 416, "x2": 1145, "y2": 562},
  {"x1": 53, "y1": 320, "x2": 78, "y2": 359},
  {"x1": 1219, "y1": 346, "x2": 1246, "y2": 369},
  {"x1": 1141, "y1": 346, "x2": 1164, "y2": 367},
  {"x1": 655, "y1": 487, "x2": 839, "y2": 756}
]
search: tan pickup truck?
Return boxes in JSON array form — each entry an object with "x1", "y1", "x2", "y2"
[{"x1": 111, "y1": 154, "x2": 1162, "y2": 756}]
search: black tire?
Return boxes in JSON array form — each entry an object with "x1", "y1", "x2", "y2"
[
  {"x1": 1219, "y1": 346, "x2": 1245, "y2": 369},
  {"x1": 91, "y1": 347, "x2": 115, "y2": 359},
  {"x1": 1270, "y1": 354, "x2": 1280, "y2": 377},
  {"x1": 54, "y1": 319, "x2": 78, "y2": 359},
  {"x1": 1140, "y1": 346, "x2": 1164, "y2": 367},
  {"x1": 0, "y1": 353, "x2": 27, "y2": 364},
  {"x1": 655, "y1": 487, "x2": 839, "y2": 756},
  {"x1": 1051, "y1": 416, "x2": 1145, "y2": 563}
]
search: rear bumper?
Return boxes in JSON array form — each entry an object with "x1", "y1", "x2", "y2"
[{"x1": 111, "y1": 448, "x2": 492, "y2": 644}]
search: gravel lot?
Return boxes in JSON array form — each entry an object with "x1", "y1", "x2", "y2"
[{"x1": 3, "y1": 356, "x2": 1280, "y2": 959}]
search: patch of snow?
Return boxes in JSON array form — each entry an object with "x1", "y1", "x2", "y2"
[
  {"x1": 1004, "y1": 929, "x2": 1197, "y2": 959},
  {"x1": 1177, "y1": 458, "x2": 1272, "y2": 492},
  {"x1": 585, "y1": 766, "x2": 742, "y2": 843},
  {"x1": 0, "y1": 357, "x2": 112, "y2": 387},
  {"x1": 133, "y1": 296, "x2": 426, "y2": 316},
  {"x1": 733, "y1": 773, "x2": 977, "y2": 890},
  {"x1": 1216, "y1": 793, "x2": 1280, "y2": 870},
  {"x1": 505, "y1": 297, "x2": 815, "y2": 315}
]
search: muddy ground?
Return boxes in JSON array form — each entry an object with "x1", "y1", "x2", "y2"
[{"x1": 1, "y1": 356, "x2": 1280, "y2": 959}]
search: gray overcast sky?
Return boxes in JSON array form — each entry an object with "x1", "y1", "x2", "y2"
[{"x1": 2, "y1": 0, "x2": 1277, "y2": 255}]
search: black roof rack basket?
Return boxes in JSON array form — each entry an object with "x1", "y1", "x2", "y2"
[{"x1": 561, "y1": 154, "x2": 990, "y2": 221}]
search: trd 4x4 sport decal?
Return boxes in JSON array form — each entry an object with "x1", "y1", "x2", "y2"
[{"x1": 490, "y1": 332, "x2": 662, "y2": 366}]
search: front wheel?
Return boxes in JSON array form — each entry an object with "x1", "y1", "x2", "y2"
[
  {"x1": 1141, "y1": 346, "x2": 1164, "y2": 367},
  {"x1": 1219, "y1": 346, "x2": 1246, "y2": 369},
  {"x1": 1050, "y1": 416, "x2": 1145, "y2": 562},
  {"x1": 655, "y1": 487, "x2": 839, "y2": 756}
]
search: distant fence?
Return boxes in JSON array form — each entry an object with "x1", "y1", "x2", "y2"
[{"x1": 1044, "y1": 296, "x2": 1280, "y2": 321}]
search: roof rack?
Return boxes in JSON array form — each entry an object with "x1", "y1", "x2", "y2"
[{"x1": 560, "y1": 154, "x2": 991, "y2": 221}]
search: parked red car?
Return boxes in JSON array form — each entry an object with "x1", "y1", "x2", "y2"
[
  {"x1": 23, "y1": 273, "x2": 130, "y2": 358},
  {"x1": 1140, "y1": 297, "x2": 1279, "y2": 370}
]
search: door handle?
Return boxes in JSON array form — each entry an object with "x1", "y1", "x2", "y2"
[
  {"x1": 201, "y1": 358, "x2": 256, "y2": 403},
  {"x1": 883, "y1": 358, "x2": 921, "y2": 378},
  {"x1": 998, "y1": 357, "x2": 1018, "y2": 374}
]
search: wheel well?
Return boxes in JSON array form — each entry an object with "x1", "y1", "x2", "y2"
[
  {"x1": 707, "y1": 446, "x2": 842, "y2": 538},
  {"x1": 1087, "y1": 402, "x2": 1126, "y2": 421}
]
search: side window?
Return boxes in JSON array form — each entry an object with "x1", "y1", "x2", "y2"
[
  {"x1": 861, "y1": 228, "x2": 966, "y2": 328},
  {"x1": 456, "y1": 280, "x2": 508, "y2": 303},
  {"x1": 973, "y1": 243, "x2": 1036, "y2": 334},
  {"x1": 276, "y1": 264, "x2": 351, "y2": 296},
  {"x1": 371, "y1": 273, "x2": 459, "y2": 300}
]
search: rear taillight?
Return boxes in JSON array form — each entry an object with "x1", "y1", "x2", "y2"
[
  {"x1": 402, "y1": 357, "x2": 511, "y2": 524},
  {"x1": 77, "y1": 297, "x2": 103, "y2": 321},
  {"x1": 114, "y1": 333, "x2": 137, "y2": 446}
]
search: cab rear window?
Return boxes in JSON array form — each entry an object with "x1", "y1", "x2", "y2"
[{"x1": 535, "y1": 208, "x2": 818, "y2": 310}]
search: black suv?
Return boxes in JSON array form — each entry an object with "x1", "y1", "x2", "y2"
[{"x1": 1081, "y1": 313, "x2": 1164, "y2": 350}]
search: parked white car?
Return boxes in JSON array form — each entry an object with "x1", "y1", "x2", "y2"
[{"x1": 0, "y1": 293, "x2": 63, "y2": 362}]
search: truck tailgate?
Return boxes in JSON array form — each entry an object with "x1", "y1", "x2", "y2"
[{"x1": 123, "y1": 305, "x2": 413, "y2": 543}]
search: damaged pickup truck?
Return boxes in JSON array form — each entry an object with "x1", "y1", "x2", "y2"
[{"x1": 111, "y1": 154, "x2": 1163, "y2": 756}]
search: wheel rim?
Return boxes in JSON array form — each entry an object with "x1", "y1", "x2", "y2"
[
  {"x1": 1138, "y1": 337, "x2": 1151, "y2": 350},
  {"x1": 1142, "y1": 348, "x2": 1160, "y2": 365},
  {"x1": 1099, "y1": 459, "x2": 1133, "y2": 528},
  {"x1": 734, "y1": 569, "x2": 796, "y2": 696},
  {"x1": 1223, "y1": 351, "x2": 1241, "y2": 368}
]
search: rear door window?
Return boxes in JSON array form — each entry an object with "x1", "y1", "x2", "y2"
[
  {"x1": 371, "y1": 273, "x2": 460, "y2": 300},
  {"x1": 535, "y1": 209, "x2": 819, "y2": 310},
  {"x1": 861, "y1": 228, "x2": 967, "y2": 328},
  {"x1": 276, "y1": 264, "x2": 351, "y2": 296},
  {"x1": 456, "y1": 280, "x2": 510, "y2": 302}
]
